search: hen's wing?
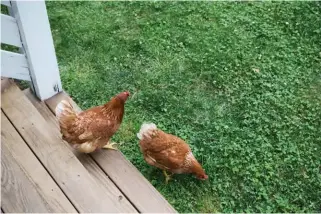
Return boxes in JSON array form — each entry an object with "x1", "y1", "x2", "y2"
[
  {"x1": 66, "y1": 106, "x2": 113, "y2": 144},
  {"x1": 141, "y1": 130, "x2": 191, "y2": 170}
]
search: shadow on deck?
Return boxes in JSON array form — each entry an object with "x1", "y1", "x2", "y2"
[{"x1": 1, "y1": 79, "x2": 176, "y2": 213}]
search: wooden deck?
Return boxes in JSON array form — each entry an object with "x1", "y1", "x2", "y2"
[{"x1": 1, "y1": 79, "x2": 176, "y2": 213}]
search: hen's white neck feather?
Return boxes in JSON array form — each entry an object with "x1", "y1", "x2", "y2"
[{"x1": 137, "y1": 122, "x2": 157, "y2": 140}]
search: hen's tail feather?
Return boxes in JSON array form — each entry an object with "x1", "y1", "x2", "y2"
[
  {"x1": 55, "y1": 100, "x2": 77, "y2": 136},
  {"x1": 137, "y1": 122, "x2": 157, "y2": 140}
]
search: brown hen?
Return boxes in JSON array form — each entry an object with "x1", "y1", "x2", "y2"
[
  {"x1": 137, "y1": 123, "x2": 208, "y2": 183},
  {"x1": 55, "y1": 91, "x2": 130, "y2": 153}
]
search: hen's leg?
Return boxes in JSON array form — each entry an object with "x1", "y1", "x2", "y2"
[
  {"x1": 163, "y1": 170, "x2": 173, "y2": 184},
  {"x1": 102, "y1": 141, "x2": 118, "y2": 150}
]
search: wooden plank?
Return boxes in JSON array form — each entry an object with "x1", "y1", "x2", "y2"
[
  {"x1": 0, "y1": 14, "x2": 22, "y2": 47},
  {"x1": 45, "y1": 91, "x2": 177, "y2": 213},
  {"x1": 1, "y1": 1, "x2": 11, "y2": 7},
  {"x1": 23, "y1": 88, "x2": 137, "y2": 213},
  {"x1": 1, "y1": 82, "x2": 137, "y2": 213},
  {"x1": 1, "y1": 50, "x2": 31, "y2": 81},
  {"x1": 10, "y1": 0, "x2": 62, "y2": 100},
  {"x1": 1, "y1": 111, "x2": 77, "y2": 213}
]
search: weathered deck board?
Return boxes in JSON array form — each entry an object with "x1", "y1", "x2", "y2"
[
  {"x1": 1, "y1": 112, "x2": 77, "y2": 213},
  {"x1": 46, "y1": 91, "x2": 177, "y2": 213},
  {"x1": 1, "y1": 81, "x2": 136, "y2": 213},
  {"x1": 23, "y1": 88, "x2": 137, "y2": 213}
]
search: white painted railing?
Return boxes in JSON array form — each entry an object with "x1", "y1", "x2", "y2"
[{"x1": 1, "y1": 0, "x2": 62, "y2": 100}]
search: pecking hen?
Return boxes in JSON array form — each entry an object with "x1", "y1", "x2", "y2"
[
  {"x1": 55, "y1": 91, "x2": 130, "y2": 153},
  {"x1": 137, "y1": 122, "x2": 208, "y2": 183}
]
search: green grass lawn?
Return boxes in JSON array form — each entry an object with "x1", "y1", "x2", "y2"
[{"x1": 46, "y1": 2, "x2": 321, "y2": 212}]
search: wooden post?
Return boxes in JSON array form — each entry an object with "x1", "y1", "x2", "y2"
[{"x1": 10, "y1": 0, "x2": 62, "y2": 100}]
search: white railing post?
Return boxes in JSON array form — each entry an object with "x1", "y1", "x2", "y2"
[{"x1": 10, "y1": 0, "x2": 62, "y2": 100}]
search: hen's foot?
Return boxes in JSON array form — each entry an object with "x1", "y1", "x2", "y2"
[
  {"x1": 102, "y1": 142, "x2": 118, "y2": 150},
  {"x1": 163, "y1": 170, "x2": 173, "y2": 184}
]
